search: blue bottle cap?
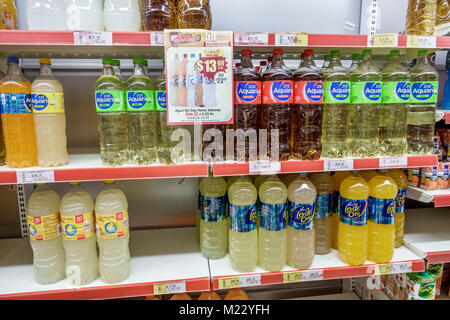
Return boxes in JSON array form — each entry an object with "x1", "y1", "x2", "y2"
[{"x1": 7, "y1": 56, "x2": 19, "y2": 63}]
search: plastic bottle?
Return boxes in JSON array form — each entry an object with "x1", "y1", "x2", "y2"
[
  {"x1": 177, "y1": 0, "x2": 211, "y2": 29},
  {"x1": 178, "y1": 54, "x2": 188, "y2": 107},
  {"x1": 26, "y1": 0, "x2": 66, "y2": 30},
  {"x1": 228, "y1": 179, "x2": 258, "y2": 272},
  {"x1": 331, "y1": 171, "x2": 351, "y2": 249},
  {"x1": 104, "y1": 0, "x2": 141, "y2": 31},
  {"x1": 227, "y1": 176, "x2": 252, "y2": 189},
  {"x1": 186, "y1": 53, "x2": 196, "y2": 106},
  {"x1": 348, "y1": 54, "x2": 361, "y2": 73},
  {"x1": 31, "y1": 58, "x2": 69, "y2": 167},
  {"x1": 367, "y1": 170, "x2": 397, "y2": 263},
  {"x1": 380, "y1": 50, "x2": 409, "y2": 156},
  {"x1": 292, "y1": 49, "x2": 323, "y2": 160},
  {"x1": 360, "y1": 170, "x2": 378, "y2": 182},
  {"x1": 322, "y1": 54, "x2": 331, "y2": 71},
  {"x1": 195, "y1": 53, "x2": 204, "y2": 107},
  {"x1": 287, "y1": 174, "x2": 317, "y2": 269},
  {"x1": 142, "y1": 0, "x2": 176, "y2": 31},
  {"x1": 0, "y1": 0, "x2": 17, "y2": 29},
  {"x1": 442, "y1": 52, "x2": 450, "y2": 110},
  {"x1": 112, "y1": 60, "x2": 125, "y2": 83},
  {"x1": 0, "y1": 56, "x2": 38, "y2": 168},
  {"x1": 26, "y1": 183, "x2": 65, "y2": 284},
  {"x1": 280, "y1": 173, "x2": 298, "y2": 189},
  {"x1": 338, "y1": 171, "x2": 369, "y2": 266},
  {"x1": 95, "y1": 57, "x2": 128, "y2": 166},
  {"x1": 408, "y1": 49, "x2": 438, "y2": 155},
  {"x1": 199, "y1": 176, "x2": 227, "y2": 259},
  {"x1": 65, "y1": 0, "x2": 104, "y2": 31},
  {"x1": 95, "y1": 180, "x2": 130, "y2": 284},
  {"x1": 169, "y1": 53, "x2": 180, "y2": 107},
  {"x1": 126, "y1": 57, "x2": 159, "y2": 165},
  {"x1": 309, "y1": 172, "x2": 333, "y2": 255},
  {"x1": 322, "y1": 50, "x2": 350, "y2": 158},
  {"x1": 260, "y1": 48, "x2": 292, "y2": 161},
  {"x1": 406, "y1": 0, "x2": 437, "y2": 36},
  {"x1": 388, "y1": 169, "x2": 408, "y2": 248},
  {"x1": 348, "y1": 49, "x2": 381, "y2": 158},
  {"x1": 60, "y1": 182, "x2": 98, "y2": 286},
  {"x1": 258, "y1": 177, "x2": 287, "y2": 271},
  {"x1": 437, "y1": 0, "x2": 450, "y2": 26}
]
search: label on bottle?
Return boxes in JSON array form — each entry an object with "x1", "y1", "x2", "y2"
[
  {"x1": 95, "y1": 90, "x2": 126, "y2": 112},
  {"x1": 315, "y1": 194, "x2": 331, "y2": 219},
  {"x1": 31, "y1": 92, "x2": 65, "y2": 113},
  {"x1": 288, "y1": 202, "x2": 315, "y2": 230},
  {"x1": 340, "y1": 197, "x2": 369, "y2": 226},
  {"x1": 369, "y1": 197, "x2": 396, "y2": 225},
  {"x1": 396, "y1": 189, "x2": 406, "y2": 213},
  {"x1": 61, "y1": 211, "x2": 95, "y2": 241},
  {"x1": 200, "y1": 195, "x2": 226, "y2": 222},
  {"x1": 262, "y1": 80, "x2": 293, "y2": 104},
  {"x1": 410, "y1": 81, "x2": 438, "y2": 103},
  {"x1": 293, "y1": 80, "x2": 324, "y2": 104},
  {"x1": 235, "y1": 81, "x2": 262, "y2": 104},
  {"x1": 0, "y1": 93, "x2": 32, "y2": 113},
  {"x1": 229, "y1": 203, "x2": 257, "y2": 232},
  {"x1": 381, "y1": 81, "x2": 411, "y2": 103},
  {"x1": 259, "y1": 202, "x2": 287, "y2": 231},
  {"x1": 323, "y1": 81, "x2": 351, "y2": 104},
  {"x1": 126, "y1": 90, "x2": 155, "y2": 111},
  {"x1": 351, "y1": 81, "x2": 382, "y2": 103},
  {"x1": 155, "y1": 90, "x2": 167, "y2": 111},
  {"x1": 332, "y1": 191, "x2": 340, "y2": 214},
  {"x1": 27, "y1": 213, "x2": 61, "y2": 241},
  {"x1": 95, "y1": 210, "x2": 129, "y2": 239}
]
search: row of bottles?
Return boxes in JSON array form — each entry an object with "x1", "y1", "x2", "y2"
[
  {"x1": 149, "y1": 288, "x2": 249, "y2": 300},
  {"x1": 406, "y1": 0, "x2": 450, "y2": 35}
]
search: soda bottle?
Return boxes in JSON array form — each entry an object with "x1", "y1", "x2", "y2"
[
  {"x1": 258, "y1": 177, "x2": 287, "y2": 271},
  {"x1": 199, "y1": 176, "x2": 227, "y2": 259},
  {"x1": 367, "y1": 170, "x2": 397, "y2": 263},
  {"x1": 95, "y1": 180, "x2": 130, "y2": 283},
  {"x1": 228, "y1": 179, "x2": 258, "y2": 272},
  {"x1": 292, "y1": 49, "x2": 323, "y2": 160},
  {"x1": 126, "y1": 57, "x2": 159, "y2": 165},
  {"x1": 142, "y1": 0, "x2": 176, "y2": 31},
  {"x1": 348, "y1": 53, "x2": 361, "y2": 73},
  {"x1": 309, "y1": 172, "x2": 333, "y2": 255},
  {"x1": 104, "y1": 0, "x2": 141, "y2": 31},
  {"x1": 65, "y1": 0, "x2": 104, "y2": 31},
  {"x1": 177, "y1": 0, "x2": 211, "y2": 29},
  {"x1": 408, "y1": 49, "x2": 438, "y2": 155},
  {"x1": 331, "y1": 171, "x2": 351, "y2": 249},
  {"x1": 322, "y1": 54, "x2": 331, "y2": 71},
  {"x1": 233, "y1": 49, "x2": 260, "y2": 161},
  {"x1": 260, "y1": 48, "x2": 293, "y2": 161},
  {"x1": 95, "y1": 57, "x2": 128, "y2": 166},
  {"x1": 31, "y1": 58, "x2": 69, "y2": 167},
  {"x1": 360, "y1": 170, "x2": 378, "y2": 182},
  {"x1": 224, "y1": 289, "x2": 250, "y2": 300},
  {"x1": 388, "y1": 169, "x2": 407, "y2": 248},
  {"x1": 60, "y1": 182, "x2": 98, "y2": 286},
  {"x1": 26, "y1": 0, "x2": 66, "y2": 30},
  {"x1": 322, "y1": 50, "x2": 350, "y2": 158},
  {"x1": 0, "y1": 56, "x2": 38, "y2": 168},
  {"x1": 26, "y1": 183, "x2": 65, "y2": 284},
  {"x1": 348, "y1": 49, "x2": 381, "y2": 158},
  {"x1": 380, "y1": 49, "x2": 409, "y2": 156},
  {"x1": 338, "y1": 171, "x2": 369, "y2": 266},
  {"x1": 287, "y1": 173, "x2": 317, "y2": 269},
  {"x1": 112, "y1": 59, "x2": 125, "y2": 83},
  {"x1": 178, "y1": 54, "x2": 188, "y2": 107}
]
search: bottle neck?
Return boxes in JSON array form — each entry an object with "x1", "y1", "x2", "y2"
[
  {"x1": 39, "y1": 64, "x2": 53, "y2": 76},
  {"x1": 301, "y1": 55, "x2": 315, "y2": 68},
  {"x1": 240, "y1": 54, "x2": 254, "y2": 69},
  {"x1": 133, "y1": 62, "x2": 145, "y2": 76},
  {"x1": 271, "y1": 53, "x2": 284, "y2": 69},
  {"x1": 102, "y1": 64, "x2": 116, "y2": 76},
  {"x1": 362, "y1": 54, "x2": 372, "y2": 65},
  {"x1": 417, "y1": 55, "x2": 427, "y2": 65},
  {"x1": 7, "y1": 62, "x2": 22, "y2": 76},
  {"x1": 392, "y1": 55, "x2": 400, "y2": 65}
]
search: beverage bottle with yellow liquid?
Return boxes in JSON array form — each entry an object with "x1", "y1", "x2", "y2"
[
  {"x1": 331, "y1": 171, "x2": 351, "y2": 249},
  {"x1": 61, "y1": 182, "x2": 98, "y2": 286},
  {"x1": 228, "y1": 176, "x2": 252, "y2": 232},
  {"x1": 360, "y1": 170, "x2": 378, "y2": 182},
  {"x1": 26, "y1": 183, "x2": 65, "y2": 284},
  {"x1": 177, "y1": 0, "x2": 211, "y2": 29},
  {"x1": 95, "y1": 181, "x2": 130, "y2": 283},
  {"x1": 367, "y1": 170, "x2": 398, "y2": 263},
  {"x1": 388, "y1": 169, "x2": 408, "y2": 248},
  {"x1": 287, "y1": 173, "x2": 317, "y2": 269},
  {"x1": 228, "y1": 179, "x2": 258, "y2": 272},
  {"x1": 280, "y1": 173, "x2": 298, "y2": 188},
  {"x1": 338, "y1": 171, "x2": 369, "y2": 266}
]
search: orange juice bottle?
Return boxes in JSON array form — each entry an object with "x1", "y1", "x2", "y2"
[
  {"x1": 0, "y1": 57, "x2": 38, "y2": 168},
  {"x1": 388, "y1": 169, "x2": 408, "y2": 248},
  {"x1": 331, "y1": 171, "x2": 351, "y2": 249}
]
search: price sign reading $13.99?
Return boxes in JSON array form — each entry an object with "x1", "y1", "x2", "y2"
[{"x1": 196, "y1": 53, "x2": 228, "y2": 81}]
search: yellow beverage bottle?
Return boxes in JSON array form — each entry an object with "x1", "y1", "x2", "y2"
[
  {"x1": 360, "y1": 170, "x2": 378, "y2": 182},
  {"x1": 338, "y1": 171, "x2": 369, "y2": 266},
  {"x1": 331, "y1": 171, "x2": 351, "y2": 249},
  {"x1": 367, "y1": 170, "x2": 398, "y2": 263},
  {"x1": 388, "y1": 169, "x2": 408, "y2": 248}
]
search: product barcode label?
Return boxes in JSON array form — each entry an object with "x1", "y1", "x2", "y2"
[
  {"x1": 275, "y1": 33, "x2": 308, "y2": 46},
  {"x1": 234, "y1": 32, "x2": 269, "y2": 46},
  {"x1": 74, "y1": 31, "x2": 113, "y2": 46},
  {"x1": 368, "y1": 33, "x2": 398, "y2": 47},
  {"x1": 239, "y1": 274, "x2": 261, "y2": 287},
  {"x1": 153, "y1": 281, "x2": 186, "y2": 295},
  {"x1": 323, "y1": 159, "x2": 353, "y2": 171},
  {"x1": 378, "y1": 157, "x2": 408, "y2": 168},
  {"x1": 283, "y1": 271, "x2": 302, "y2": 283},
  {"x1": 406, "y1": 36, "x2": 436, "y2": 48},
  {"x1": 16, "y1": 170, "x2": 55, "y2": 184},
  {"x1": 150, "y1": 31, "x2": 164, "y2": 46},
  {"x1": 300, "y1": 269, "x2": 323, "y2": 282},
  {"x1": 249, "y1": 161, "x2": 281, "y2": 174},
  {"x1": 218, "y1": 277, "x2": 240, "y2": 289},
  {"x1": 374, "y1": 262, "x2": 412, "y2": 275}
]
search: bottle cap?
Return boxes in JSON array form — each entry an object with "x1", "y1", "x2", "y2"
[
  {"x1": 7, "y1": 56, "x2": 19, "y2": 63},
  {"x1": 390, "y1": 49, "x2": 400, "y2": 56},
  {"x1": 267, "y1": 56, "x2": 273, "y2": 62},
  {"x1": 273, "y1": 48, "x2": 283, "y2": 55},
  {"x1": 260, "y1": 61, "x2": 267, "y2": 66},
  {"x1": 133, "y1": 57, "x2": 143, "y2": 64},
  {"x1": 330, "y1": 50, "x2": 340, "y2": 57},
  {"x1": 417, "y1": 49, "x2": 428, "y2": 56},
  {"x1": 362, "y1": 49, "x2": 372, "y2": 56},
  {"x1": 39, "y1": 58, "x2": 51, "y2": 65},
  {"x1": 105, "y1": 180, "x2": 115, "y2": 184},
  {"x1": 102, "y1": 57, "x2": 113, "y2": 65},
  {"x1": 112, "y1": 59, "x2": 120, "y2": 67},
  {"x1": 303, "y1": 49, "x2": 314, "y2": 55},
  {"x1": 241, "y1": 49, "x2": 252, "y2": 55},
  {"x1": 142, "y1": 59, "x2": 148, "y2": 66},
  {"x1": 352, "y1": 53, "x2": 361, "y2": 59},
  {"x1": 70, "y1": 182, "x2": 81, "y2": 185},
  {"x1": 386, "y1": 55, "x2": 391, "y2": 60},
  {"x1": 324, "y1": 54, "x2": 331, "y2": 60}
]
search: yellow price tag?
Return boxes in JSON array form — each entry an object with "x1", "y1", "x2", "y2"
[
  {"x1": 283, "y1": 271, "x2": 302, "y2": 283},
  {"x1": 371, "y1": 34, "x2": 398, "y2": 47},
  {"x1": 218, "y1": 277, "x2": 240, "y2": 290},
  {"x1": 294, "y1": 33, "x2": 308, "y2": 46},
  {"x1": 374, "y1": 264, "x2": 392, "y2": 275},
  {"x1": 406, "y1": 35, "x2": 436, "y2": 48},
  {"x1": 153, "y1": 283, "x2": 168, "y2": 295},
  {"x1": 407, "y1": 36, "x2": 420, "y2": 48}
]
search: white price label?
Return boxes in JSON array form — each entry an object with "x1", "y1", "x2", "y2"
[
  {"x1": 323, "y1": 159, "x2": 353, "y2": 171},
  {"x1": 379, "y1": 157, "x2": 407, "y2": 168},
  {"x1": 150, "y1": 31, "x2": 164, "y2": 46},
  {"x1": 239, "y1": 274, "x2": 261, "y2": 287},
  {"x1": 407, "y1": 36, "x2": 436, "y2": 48},
  {"x1": 74, "y1": 31, "x2": 113, "y2": 46},
  {"x1": 249, "y1": 161, "x2": 281, "y2": 174},
  {"x1": 234, "y1": 32, "x2": 269, "y2": 46},
  {"x1": 300, "y1": 269, "x2": 323, "y2": 282},
  {"x1": 16, "y1": 170, "x2": 55, "y2": 184},
  {"x1": 390, "y1": 262, "x2": 412, "y2": 274}
]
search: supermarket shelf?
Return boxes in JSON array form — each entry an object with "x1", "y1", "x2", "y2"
[
  {"x1": 406, "y1": 186, "x2": 450, "y2": 207},
  {"x1": 0, "y1": 227, "x2": 210, "y2": 300},
  {"x1": 209, "y1": 247, "x2": 424, "y2": 291},
  {"x1": 403, "y1": 208, "x2": 450, "y2": 264}
]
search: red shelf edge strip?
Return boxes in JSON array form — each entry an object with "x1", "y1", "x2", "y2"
[{"x1": 427, "y1": 251, "x2": 450, "y2": 264}]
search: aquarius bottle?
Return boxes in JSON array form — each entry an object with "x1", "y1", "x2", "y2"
[
  {"x1": 112, "y1": 59, "x2": 125, "y2": 83},
  {"x1": 228, "y1": 179, "x2": 258, "y2": 272},
  {"x1": 331, "y1": 170, "x2": 350, "y2": 249},
  {"x1": 349, "y1": 54, "x2": 361, "y2": 73},
  {"x1": 287, "y1": 174, "x2": 317, "y2": 269},
  {"x1": 368, "y1": 170, "x2": 397, "y2": 263},
  {"x1": 388, "y1": 169, "x2": 407, "y2": 248},
  {"x1": 322, "y1": 54, "x2": 331, "y2": 71},
  {"x1": 26, "y1": 183, "x2": 65, "y2": 284},
  {"x1": 60, "y1": 182, "x2": 98, "y2": 286}
]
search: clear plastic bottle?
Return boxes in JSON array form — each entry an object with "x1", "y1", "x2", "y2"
[
  {"x1": 65, "y1": 0, "x2": 104, "y2": 31},
  {"x1": 280, "y1": 173, "x2": 298, "y2": 189},
  {"x1": 408, "y1": 49, "x2": 438, "y2": 155},
  {"x1": 95, "y1": 58, "x2": 128, "y2": 166},
  {"x1": 26, "y1": 0, "x2": 66, "y2": 30},
  {"x1": 95, "y1": 180, "x2": 130, "y2": 284},
  {"x1": 406, "y1": 0, "x2": 437, "y2": 36},
  {"x1": 227, "y1": 176, "x2": 252, "y2": 189},
  {"x1": 331, "y1": 171, "x2": 351, "y2": 249},
  {"x1": 142, "y1": 0, "x2": 176, "y2": 31},
  {"x1": 348, "y1": 53, "x2": 361, "y2": 73},
  {"x1": 228, "y1": 180, "x2": 258, "y2": 272},
  {"x1": 388, "y1": 169, "x2": 408, "y2": 248},
  {"x1": 104, "y1": 0, "x2": 141, "y2": 31},
  {"x1": 61, "y1": 182, "x2": 98, "y2": 286},
  {"x1": 26, "y1": 183, "x2": 65, "y2": 284},
  {"x1": 177, "y1": 0, "x2": 211, "y2": 29},
  {"x1": 309, "y1": 172, "x2": 333, "y2": 255},
  {"x1": 322, "y1": 54, "x2": 331, "y2": 71},
  {"x1": 112, "y1": 59, "x2": 125, "y2": 83},
  {"x1": 31, "y1": 58, "x2": 69, "y2": 167},
  {"x1": 287, "y1": 173, "x2": 317, "y2": 269}
]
